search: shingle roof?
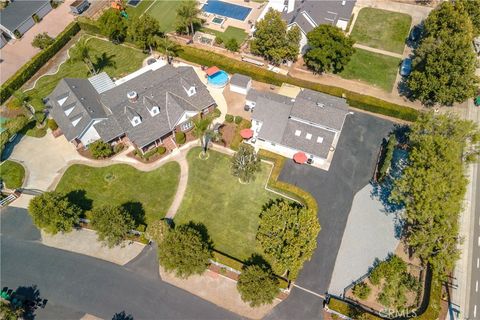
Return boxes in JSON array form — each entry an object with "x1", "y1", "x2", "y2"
[
  {"x1": 253, "y1": 96, "x2": 293, "y2": 142},
  {"x1": 48, "y1": 78, "x2": 107, "y2": 141},
  {"x1": 283, "y1": 0, "x2": 356, "y2": 34},
  {"x1": 0, "y1": 0, "x2": 50, "y2": 31},
  {"x1": 291, "y1": 89, "x2": 349, "y2": 131},
  {"x1": 230, "y1": 74, "x2": 251, "y2": 88}
]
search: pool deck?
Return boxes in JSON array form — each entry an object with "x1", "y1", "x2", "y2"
[{"x1": 201, "y1": 0, "x2": 266, "y2": 35}]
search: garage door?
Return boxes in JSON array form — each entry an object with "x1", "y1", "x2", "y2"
[
  {"x1": 16, "y1": 17, "x2": 35, "y2": 35},
  {"x1": 36, "y1": 2, "x2": 53, "y2": 19}
]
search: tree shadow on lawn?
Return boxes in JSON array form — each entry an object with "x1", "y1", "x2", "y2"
[
  {"x1": 185, "y1": 221, "x2": 214, "y2": 250},
  {"x1": 121, "y1": 201, "x2": 146, "y2": 227},
  {"x1": 94, "y1": 52, "x2": 116, "y2": 72},
  {"x1": 65, "y1": 189, "x2": 93, "y2": 212}
]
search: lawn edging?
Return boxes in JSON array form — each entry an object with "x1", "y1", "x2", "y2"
[
  {"x1": 0, "y1": 21, "x2": 81, "y2": 103},
  {"x1": 258, "y1": 149, "x2": 318, "y2": 214}
]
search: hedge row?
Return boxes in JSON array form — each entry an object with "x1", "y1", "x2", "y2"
[
  {"x1": 0, "y1": 22, "x2": 81, "y2": 103},
  {"x1": 176, "y1": 45, "x2": 420, "y2": 122},
  {"x1": 327, "y1": 298, "x2": 381, "y2": 320},
  {"x1": 258, "y1": 149, "x2": 318, "y2": 214},
  {"x1": 76, "y1": 16, "x2": 101, "y2": 35},
  {"x1": 212, "y1": 250, "x2": 289, "y2": 289},
  {"x1": 413, "y1": 276, "x2": 441, "y2": 320}
]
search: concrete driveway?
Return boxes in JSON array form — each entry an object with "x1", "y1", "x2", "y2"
[
  {"x1": 0, "y1": 0, "x2": 75, "y2": 84},
  {"x1": 276, "y1": 112, "x2": 393, "y2": 300}
]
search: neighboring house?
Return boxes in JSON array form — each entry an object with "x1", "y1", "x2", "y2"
[
  {"x1": 70, "y1": 0, "x2": 89, "y2": 15},
  {"x1": 249, "y1": 88, "x2": 350, "y2": 168},
  {"x1": 48, "y1": 63, "x2": 216, "y2": 152},
  {"x1": 229, "y1": 74, "x2": 252, "y2": 95},
  {"x1": 0, "y1": 0, "x2": 52, "y2": 39},
  {"x1": 257, "y1": 0, "x2": 356, "y2": 53},
  {"x1": 0, "y1": 31, "x2": 7, "y2": 48}
]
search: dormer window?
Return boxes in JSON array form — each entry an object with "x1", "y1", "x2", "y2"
[
  {"x1": 186, "y1": 86, "x2": 196, "y2": 97},
  {"x1": 131, "y1": 116, "x2": 141, "y2": 127},
  {"x1": 57, "y1": 95, "x2": 68, "y2": 106},
  {"x1": 149, "y1": 106, "x2": 160, "y2": 117}
]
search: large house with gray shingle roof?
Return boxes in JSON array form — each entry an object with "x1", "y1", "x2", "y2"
[
  {"x1": 249, "y1": 88, "x2": 350, "y2": 169},
  {"x1": 48, "y1": 63, "x2": 216, "y2": 153}
]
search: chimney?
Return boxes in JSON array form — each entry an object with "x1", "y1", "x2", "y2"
[{"x1": 127, "y1": 91, "x2": 138, "y2": 103}]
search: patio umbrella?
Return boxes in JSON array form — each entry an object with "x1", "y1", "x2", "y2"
[
  {"x1": 240, "y1": 128, "x2": 254, "y2": 139},
  {"x1": 293, "y1": 152, "x2": 308, "y2": 164}
]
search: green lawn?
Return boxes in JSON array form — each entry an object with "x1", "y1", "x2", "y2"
[
  {"x1": 25, "y1": 36, "x2": 146, "y2": 111},
  {"x1": 126, "y1": 0, "x2": 183, "y2": 32},
  {"x1": 56, "y1": 162, "x2": 180, "y2": 224},
  {"x1": 340, "y1": 48, "x2": 400, "y2": 92},
  {"x1": 202, "y1": 26, "x2": 248, "y2": 45},
  {"x1": 350, "y1": 7, "x2": 412, "y2": 54},
  {"x1": 0, "y1": 160, "x2": 25, "y2": 189},
  {"x1": 174, "y1": 147, "x2": 283, "y2": 261}
]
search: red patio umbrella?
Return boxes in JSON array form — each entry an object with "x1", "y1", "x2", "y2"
[
  {"x1": 293, "y1": 152, "x2": 308, "y2": 164},
  {"x1": 240, "y1": 128, "x2": 254, "y2": 139},
  {"x1": 206, "y1": 66, "x2": 220, "y2": 76}
]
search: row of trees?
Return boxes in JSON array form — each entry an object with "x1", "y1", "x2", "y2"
[
  {"x1": 153, "y1": 197, "x2": 319, "y2": 307},
  {"x1": 28, "y1": 191, "x2": 135, "y2": 247},
  {"x1": 391, "y1": 113, "x2": 480, "y2": 278},
  {"x1": 407, "y1": 1, "x2": 479, "y2": 106}
]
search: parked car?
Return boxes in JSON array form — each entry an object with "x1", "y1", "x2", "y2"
[
  {"x1": 409, "y1": 25, "x2": 422, "y2": 42},
  {"x1": 400, "y1": 58, "x2": 412, "y2": 77}
]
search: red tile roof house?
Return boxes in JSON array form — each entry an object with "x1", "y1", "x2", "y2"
[{"x1": 47, "y1": 63, "x2": 216, "y2": 154}]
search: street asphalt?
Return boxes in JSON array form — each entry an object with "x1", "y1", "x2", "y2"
[
  {"x1": 467, "y1": 163, "x2": 480, "y2": 319},
  {"x1": 277, "y1": 112, "x2": 393, "y2": 297},
  {"x1": 1, "y1": 207, "x2": 239, "y2": 320}
]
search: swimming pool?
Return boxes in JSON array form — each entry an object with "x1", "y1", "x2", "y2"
[
  {"x1": 208, "y1": 70, "x2": 229, "y2": 88},
  {"x1": 202, "y1": 0, "x2": 252, "y2": 21}
]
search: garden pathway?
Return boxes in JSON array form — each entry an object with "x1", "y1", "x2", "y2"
[{"x1": 165, "y1": 152, "x2": 189, "y2": 219}]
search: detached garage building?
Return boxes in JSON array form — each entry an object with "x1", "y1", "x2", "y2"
[
  {"x1": 0, "y1": 0, "x2": 52, "y2": 39},
  {"x1": 229, "y1": 74, "x2": 252, "y2": 95}
]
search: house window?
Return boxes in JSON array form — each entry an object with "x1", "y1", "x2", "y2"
[
  {"x1": 181, "y1": 121, "x2": 193, "y2": 131},
  {"x1": 317, "y1": 136, "x2": 324, "y2": 143},
  {"x1": 306, "y1": 133, "x2": 312, "y2": 140},
  {"x1": 149, "y1": 106, "x2": 159, "y2": 117},
  {"x1": 295, "y1": 130, "x2": 301, "y2": 136}
]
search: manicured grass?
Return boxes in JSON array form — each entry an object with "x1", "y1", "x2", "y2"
[
  {"x1": 56, "y1": 162, "x2": 180, "y2": 224},
  {"x1": 174, "y1": 147, "x2": 283, "y2": 261},
  {"x1": 202, "y1": 26, "x2": 248, "y2": 44},
  {"x1": 0, "y1": 160, "x2": 25, "y2": 189},
  {"x1": 25, "y1": 36, "x2": 147, "y2": 111},
  {"x1": 126, "y1": 0, "x2": 183, "y2": 32},
  {"x1": 340, "y1": 48, "x2": 401, "y2": 92},
  {"x1": 350, "y1": 8, "x2": 412, "y2": 54}
]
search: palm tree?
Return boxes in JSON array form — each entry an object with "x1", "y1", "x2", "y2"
[
  {"x1": 155, "y1": 36, "x2": 181, "y2": 63},
  {"x1": 70, "y1": 39, "x2": 96, "y2": 75},
  {"x1": 231, "y1": 144, "x2": 261, "y2": 183},
  {"x1": 193, "y1": 117, "x2": 221, "y2": 158},
  {"x1": 176, "y1": 0, "x2": 201, "y2": 36}
]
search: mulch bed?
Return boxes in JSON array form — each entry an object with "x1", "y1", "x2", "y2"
[
  {"x1": 218, "y1": 122, "x2": 237, "y2": 148},
  {"x1": 125, "y1": 149, "x2": 171, "y2": 164}
]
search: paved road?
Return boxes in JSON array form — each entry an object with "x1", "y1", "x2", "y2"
[
  {"x1": 0, "y1": 207, "x2": 239, "y2": 320},
  {"x1": 277, "y1": 112, "x2": 393, "y2": 298},
  {"x1": 468, "y1": 165, "x2": 480, "y2": 319}
]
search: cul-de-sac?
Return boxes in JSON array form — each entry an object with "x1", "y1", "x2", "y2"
[{"x1": 1, "y1": 0, "x2": 480, "y2": 319}]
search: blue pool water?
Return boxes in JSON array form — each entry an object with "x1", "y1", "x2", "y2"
[
  {"x1": 202, "y1": 0, "x2": 252, "y2": 21},
  {"x1": 208, "y1": 70, "x2": 229, "y2": 87}
]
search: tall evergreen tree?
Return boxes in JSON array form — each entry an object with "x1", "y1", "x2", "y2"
[{"x1": 98, "y1": 9, "x2": 127, "y2": 42}]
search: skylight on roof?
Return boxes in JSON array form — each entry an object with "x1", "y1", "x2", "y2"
[
  {"x1": 295, "y1": 130, "x2": 301, "y2": 136},
  {"x1": 306, "y1": 133, "x2": 312, "y2": 140},
  {"x1": 317, "y1": 136, "x2": 324, "y2": 143}
]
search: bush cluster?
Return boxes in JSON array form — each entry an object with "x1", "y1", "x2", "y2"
[
  {"x1": 212, "y1": 107, "x2": 221, "y2": 118},
  {"x1": 135, "y1": 146, "x2": 167, "y2": 161},
  {"x1": 47, "y1": 119, "x2": 58, "y2": 131},
  {"x1": 0, "y1": 22, "x2": 80, "y2": 103},
  {"x1": 225, "y1": 114, "x2": 234, "y2": 123},
  {"x1": 352, "y1": 282, "x2": 371, "y2": 300},
  {"x1": 89, "y1": 140, "x2": 114, "y2": 159},
  {"x1": 175, "y1": 131, "x2": 186, "y2": 144},
  {"x1": 234, "y1": 115, "x2": 243, "y2": 125}
]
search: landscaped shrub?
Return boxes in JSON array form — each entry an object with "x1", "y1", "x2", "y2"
[
  {"x1": 32, "y1": 14, "x2": 41, "y2": 23},
  {"x1": 377, "y1": 134, "x2": 397, "y2": 181},
  {"x1": 89, "y1": 140, "x2": 114, "y2": 159},
  {"x1": 113, "y1": 143, "x2": 124, "y2": 154},
  {"x1": 214, "y1": 37, "x2": 223, "y2": 45},
  {"x1": 90, "y1": 205, "x2": 135, "y2": 248},
  {"x1": 31, "y1": 32, "x2": 55, "y2": 49},
  {"x1": 136, "y1": 224, "x2": 146, "y2": 232},
  {"x1": 234, "y1": 115, "x2": 243, "y2": 125},
  {"x1": 0, "y1": 22, "x2": 80, "y2": 103},
  {"x1": 352, "y1": 282, "x2": 371, "y2": 300},
  {"x1": 175, "y1": 131, "x2": 186, "y2": 144},
  {"x1": 77, "y1": 17, "x2": 101, "y2": 35},
  {"x1": 157, "y1": 146, "x2": 166, "y2": 155},
  {"x1": 143, "y1": 147, "x2": 159, "y2": 160},
  {"x1": 327, "y1": 298, "x2": 381, "y2": 320},
  {"x1": 225, "y1": 114, "x2": 234, "y2": 123},
  {"x1": 225, "y1": 38, "x2": 239, "y2": 52},
  {"x1": 34, "y1": 111, "x2": 46, "y2": 124},
  {"x1": 212, "y1": 107, "x2": 221, "y2": 118},
  {"x1": 13, "y1": 30, "x2": 22, "y2": 38}
]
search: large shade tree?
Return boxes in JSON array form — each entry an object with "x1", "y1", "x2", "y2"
[
  {"x1": 303, "y1": 25, "x2": 355, "y2": 74},
  {"x1": 237, "y1": 264, "x2": 279, "y2": 307},
  {"x1": 90, "y1": 205, "x2": 135, "y2": 247},
  {"x1": 231, "y1": 144, "x2": 261, "y2": 183},
  {"x1": 391, "y1": 113, "x2": 480, "y2": 278},
  {"x1": 28, "y1": 191, "x2": 82, "y2": 234},
  {"x1": 256, "y1": 199, "x2": 320, "y2": 279},
  {"x1": 407, "y1": 2, "x2": 478, "y2": 106},
  {"x1": 158, "y1": 223, "x2": 213, "y2": 278},
  {"x1": 250, "y1": 8, "x2": 301, "y2": 64},
  {"x1": 98, "y1": 8, "x2": 127, "y2": 42},
  {"x1": 129, "y1": 13, "x2": 161, "y2": 51}
]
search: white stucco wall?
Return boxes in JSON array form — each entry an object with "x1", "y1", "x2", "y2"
[{"x1": 79, "y1": 120, "x2": 103, "y2": 146}]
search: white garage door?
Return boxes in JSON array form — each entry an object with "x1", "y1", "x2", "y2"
[{"x1": 230, "y1": 84, "x2": 248, "y2": 95}]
